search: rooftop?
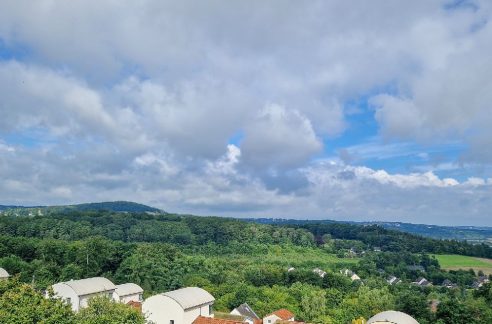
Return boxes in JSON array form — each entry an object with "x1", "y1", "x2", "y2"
[
  {"x1": 115, "y1": 283, "x2": 143, "y2": 297},
  {"x1": 56, "y1": 277, "x2": 116, "y2": 296},
  {"x1": 163, "y1": 287, "x2": 214, "y2": 310},
  {"x1": 367, "y1": 310, "x2": 419, "y2": 324}
]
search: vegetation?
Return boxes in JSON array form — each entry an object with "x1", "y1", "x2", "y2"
[{"x1": 1, "y1": 210, "x2": 492, "y2": 323}]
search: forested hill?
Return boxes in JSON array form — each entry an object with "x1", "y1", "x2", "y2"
[
  {"x1": 250, "y1": 218, "x2": 492, "y2": 245},
  {"x1": 0, "y1": 201, "x2": 161, "y2": 216}
]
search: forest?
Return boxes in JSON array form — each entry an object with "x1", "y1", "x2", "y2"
[{"x1": 1, "y1": 210, "x2": 492, "y2": 323}]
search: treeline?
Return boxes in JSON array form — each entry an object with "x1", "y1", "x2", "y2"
[
  {"x1": 280, "y1": 222, "x2": 492, "y2": 258},
  {"x1": 0, "y1": 211, "x2": 314, "y2": 246}
]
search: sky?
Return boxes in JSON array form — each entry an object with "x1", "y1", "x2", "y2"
[{"x1": 1, "y1": 0, "x2": 492, "y2": 226}]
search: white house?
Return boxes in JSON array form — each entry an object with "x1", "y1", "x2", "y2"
[
  {"x1": 51, "y1": 277, "x2": 116, "y2": 312},
  {"x1": 113, "y1": 283, "x2": 144, "y2": 304},
  {"x1": 367, "y1": 310, "x2": 419, "y2": 324},
  {"x1": 230, "y1": 303, "x2": 260, "y2": 324},
  {"x1": 143, "y1": 287, "x2": 215, "y2": 324},
  {"x1": 313, "y1": 268, "x2": 327, "y2": 278},
  {"x1": 341, "y1": 269, "x2": 361, "y2": 281},
  {"x1": 263, "y1": 309, "x2": 295, "y2": 324},
  {"x1": 0, "y1": 267, "x2": 9, "y2": 280}
]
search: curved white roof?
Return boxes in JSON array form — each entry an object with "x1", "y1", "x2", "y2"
[
  {"x1": 0, "y1": 267, "x2": 9, "y2": 278},
  {"x1": 115, "y1": 283, "x2": 143, "y2": 297},
  {"x1": 57, "y1": 277, "x2": 116, "y2": 296},
  {"x1": 367, "y1": 311, "x2": 419, "y2": 324},
  {"x1": 162, "y1": 287, "x2": 214, "y2": 310}
]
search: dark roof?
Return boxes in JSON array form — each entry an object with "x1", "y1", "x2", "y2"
[{"x1": 233, "y1": 303, "x2": 259, "y2": 320}]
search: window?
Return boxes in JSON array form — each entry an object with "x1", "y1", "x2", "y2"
[
  {"x1": 170, "y1": 321, "x2": 174, "y2": 324},
  {"x1": 138, "y1": 293, "x2": 143, "y2": 301},
  {"x1": 209, "y1": 304, "x2": 213, "y2": 315},
  {"x1": 66, "y1": 297, "x2": 71, "y2": 304},
  {"x1": 108, "y1": 293, "x2": 113, "y2": 299}
]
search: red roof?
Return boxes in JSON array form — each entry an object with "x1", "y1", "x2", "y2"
[
  {"x1": 193, "y1": 316, "x2": 244, "y2": 324},
  {"x1": 268, "y1": 309, "x2": 295, "y2": 320}
]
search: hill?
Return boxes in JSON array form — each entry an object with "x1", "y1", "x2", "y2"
[
  {"x1": 0, "y1": 201, "x2": 162, "y2": 216},
  {"x1": 249, "y1": 218, "x2": 492, "y2": 245}
]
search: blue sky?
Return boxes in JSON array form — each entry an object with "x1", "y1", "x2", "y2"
[{"x1": 1, "y1": 0, "x2": 492, "y2": 225}]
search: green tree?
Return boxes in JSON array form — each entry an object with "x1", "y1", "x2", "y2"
[{"x1": 76, "y1": 296, "x2": 145, "y2": 324}]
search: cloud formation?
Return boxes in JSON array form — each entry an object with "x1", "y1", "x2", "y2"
[{"x1": 0, "y1": 0, "x2": 492, "y2": 225}]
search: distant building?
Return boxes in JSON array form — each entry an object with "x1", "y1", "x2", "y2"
[
  {"x1": 412, "y1": 277, "x2": 432, "y2": 287},
  {"x1": 143, "y1": 287, "x2": 215, "y2": 324},
  {"x1": 441, "y1": 279, "x2": 457, "y2": 289},
  {"x1": 387, "y1": 276, "x2": 402, "y2": 285},
  {"x1": 230, "y1": 303, "x2": 260, "y2": 324},
  {"x1": 367, "y1": 310, "x2": 419, "y2": 324},
  {"x1": 471, "y1": 276, "x2": 490, "y2": 289},
  {"x1": 313, "y1": 268, "x2": 327, "y2": 278},
  {"x1": 113, "y1": 283, "x2": 144, "y2": 303},
  {"x1": 341, "y1": 269, "x2": 361, "y2": 281},
  {"x1": 0, "y1": 267, "x2": 9, "y2": 280},
  {"x1": 52, "y1": 277, "x2": 116, "y2": 312},
  {"x1": 373, "y1": 247, "x2": 382, "y2": 252},
  {"x1": 263, "y1": 309, "x2": 295, "y2": 324},
  {"x1": 287, "y1": 267, "x2": 295, "y2": 273}
]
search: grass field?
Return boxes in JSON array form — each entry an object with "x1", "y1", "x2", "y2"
[{"x1": 433, "y1": 254, "x2": 492, "y2": 275}]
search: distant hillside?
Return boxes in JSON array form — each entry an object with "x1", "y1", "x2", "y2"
[
  {"x1": 0, "y1": 201, "x2": 162, "y2": 216},
  {"x1": 249, "y1": 218, "x2": 492, "y2": 245}
]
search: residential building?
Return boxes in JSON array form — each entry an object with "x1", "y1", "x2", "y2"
[
  {"x1": 387, "y1": 276, "x2": 401, "y2": 285},
  {"x1": 412, "y1": 277, "x2": 432, "y2": 287},
  {"x1": 313, "y1": 268, "x2": 326, "y2": 278},
  {"x1": 341, "y1": 269, "x2": 361, "y2": 281},
  {"x1": 143, "y1": 287, "x2": 215, "y2": 324},
  {"x1": 113, "y1": 283, "x2": 144, "y2": 303},
  {"x1": 263, "y1": 309, "x2": 295, "y2": 324},
  {"x1": 441, "y1": 279, "x2": 457, "y2": 289},
  {"x1": 0, "y1": 267, "x2": 9, "y2": 280},
  {"x1": 52, "y1": 277, "x2": 116, "y2": 312},
  {"x1": 230, "y1": 303, "x2": 260, "y2": 324},
  {"x1": 367, "y1": 310, "x2": 419, "y2": 324}
]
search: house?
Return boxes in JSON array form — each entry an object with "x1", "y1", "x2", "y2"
[
  {"x1": 263, "y1": 309, "x2": 295, "y2": 324},
  {"x1": 113, "y1": 283, "x2": 144, "y2": 303},
  {"x1": 441, "y1": 279, "x2": 457, "y2": 289},
  {"x1": 367, "y1": 310, "x2": 418, "y2": 324},
  {"x1": 51, "y1": 277, "x2": 116, "y2": 312},
  {"x1": 471, "y1": 276, "x2": 490, "y2": 289},
  {"x1": 340, "y1": 269, "x2": 361, "y2": 281},
  {"x1": 313, "y1": 268, "x2": 326, "y2": 278},
  {"x1": 193, "y1": 316, "x2": 244, "y2": 324},
  {"x1": 387, "y1": 276, "x2": 401, "y2": 285},
  {"x1": 412, "y1": 277, "x2": 432, "y2": 287},
  {"x1": 230, "y1": 303, "x2": 260, "y2": 324},
  {"x1": 287, "y1": 267, "x2": 295, "y2": 273},
  {"x1": 143, "y1": 287, "x2": 215, "y2": 324},
  {"x1": 373, "y1": 247, "x2": 382, "y2": 252},
  {"x1": 0, "y1": 267, "x2": 9, "y2": 280}
]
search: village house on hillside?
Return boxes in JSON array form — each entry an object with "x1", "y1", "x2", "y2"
[
  {"x1": 52, "y1": 277, "x2": 117, "y2": 312},
  {"x1": 412, "y1": 277, "x2": 432, "y2": 287},
  {"x1": 0, "y1": 267, "x2": 9, "y2": 280},
  {"x1": 340, "y1": 269, "x2": 361, "y2": 281},
  {"x1": 263, "y1": 309, "x2": 295, "y2": 324},
  {"x1": 387, "y1": 276, "x2": 402, "y2": 285},
  {"x1": 471, "y1": 275, "x2": 490, "y2": 289},
  {"x1": 312, "y1": 268, "x2": 327, "y2": 278},
  {"x1": 143, "y1": 287, "x2": 215, "y2": 324},
  {"x1": 441, "y1": 279, "x2": 458, "y2": 289},
  {"x1": 113, "y1": 283, "x2": 144, "y2": 303},
  {"x1": 230, "y1": 303, "x2": 260, "y2": 324}
]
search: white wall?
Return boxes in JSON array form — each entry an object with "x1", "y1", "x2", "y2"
[
  {"x1": 52, "y1": 283, "x2": 80, "y2": 312},
  {"x1": 114, "y1": 292, "x2": 143, "y2": 304},
  {"x1": 143, "y1": 295, "x2": 185, "y2": 324},
  {"x1": 143, "y1": 295, "x2": 213, "y2": 324},
  {"x1": 263, "y1": 314, "x2": 281, "y2": 324},
  {"x1": 51, "y1": 284, "x2": 115, "y2": 312}
]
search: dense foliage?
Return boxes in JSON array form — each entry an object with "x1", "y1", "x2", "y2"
[{"x1": 1, "y1": 211, "x2": 492, "y2": 323}]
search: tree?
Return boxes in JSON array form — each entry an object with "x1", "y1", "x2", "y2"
[
  {"x1": 76, "y1": 296, "x2": 145, "y2": 324},
  {"x1": 0, "y1": 278, "x2": 76, "y2": 324}
]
